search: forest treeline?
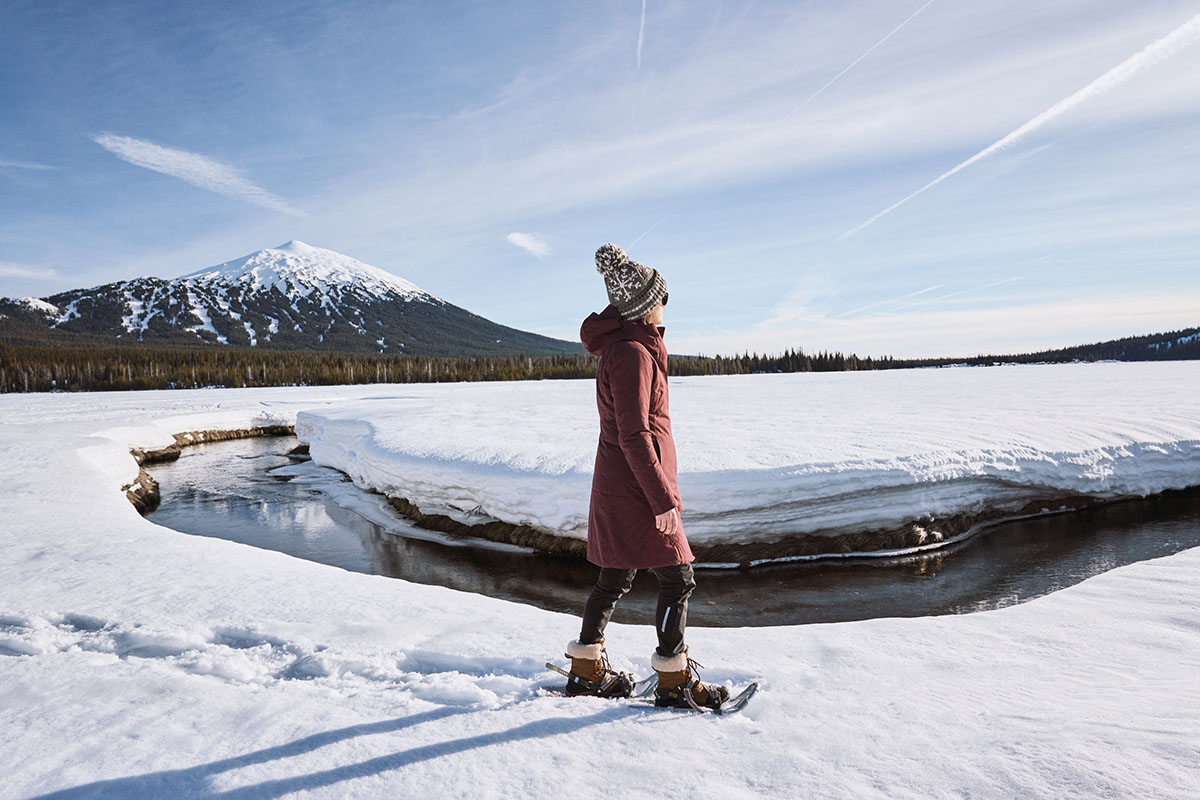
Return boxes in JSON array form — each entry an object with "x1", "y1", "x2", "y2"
[
  {"x1": 0, "y1": 343, "x2": 894, "y2": 392},
  {"x1": 2, "y1": 326, "x2": 1197, "y2": 393}
]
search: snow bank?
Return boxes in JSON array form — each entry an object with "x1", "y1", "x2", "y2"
[
  {"x1": 0, "y1": 376, "x2": 1198, "y2": 798},
  {"x1": 295, "y1": 363, "x2": 1200, "y2": 557}
]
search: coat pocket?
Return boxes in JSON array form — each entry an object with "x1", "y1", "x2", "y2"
[{"x1": 652, "y1": 434, "x2": 662, "y2": 464}]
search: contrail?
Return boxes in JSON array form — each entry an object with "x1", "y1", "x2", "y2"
[
  {"x1": 835, "y1": 283, "x2": 943, "y2": 318},
  {"x1": 780, "y1": 0, "x2": 935, "y2": 124},
  {"x1": 636, "y1": 0, "x2": 647, "y2": 69},
  {"x1": 890, "y1": 276, "x2": 1021, "y2": 311},
  {"x1": 0, "y1": 158, "x2": 56, "y2": 170},
  {"x1": 840, "y1": 13, "x2": 1200, "y2": 239},
  {"x1": 630, "y1": 213, "x2": 669, "y2": 246}
]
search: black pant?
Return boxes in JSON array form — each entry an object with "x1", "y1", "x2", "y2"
[{"x1": 579, "y1": 564, "x2": 696, "y2": 658}]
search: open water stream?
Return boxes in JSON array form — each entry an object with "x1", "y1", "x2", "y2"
[{"x1": 145, "y1": 435, "x2": 1200, "y2": 627}]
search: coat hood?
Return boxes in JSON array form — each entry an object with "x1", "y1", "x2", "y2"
[{"x1": 580, "y1": 304, "x2": 666, "y2": 357}]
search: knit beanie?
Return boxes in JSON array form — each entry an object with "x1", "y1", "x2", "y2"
[{"x1": 594, "y1": 243, "x2": 667, "y2": 322}]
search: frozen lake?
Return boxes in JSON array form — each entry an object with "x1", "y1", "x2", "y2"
[{"x1": 146, "y1": 435, "x2": 1200, "y2": 626}]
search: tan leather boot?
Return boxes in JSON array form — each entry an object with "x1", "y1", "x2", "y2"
[
  {"x1": 651, "y1": 647, "x2": 730, "y2": 710},
  {"x1": 564, "y1": 640, "x2": 634, "y2": 698}
]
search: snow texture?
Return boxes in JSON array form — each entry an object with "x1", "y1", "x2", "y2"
[
  {"x1": 183, "y1": 288, "x2": 227, "y2": 344},
  {"x1": 17, "y1": 296, "x2": 58, "y2": 315},
  {"x1": 179, "y1": 240, "x2": 435, "y2": 304},
  {"x1": 35, "y1": 241, "x2": 441, "y2": 345},
  {"x1": 1, "y1": 363, "x2": 1198, "y2": 798},
  {"x1": 295, "y1": 363, "x2": 1200, "y2": 547}
]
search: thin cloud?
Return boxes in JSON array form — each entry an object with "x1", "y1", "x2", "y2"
[
  {"x1": 630, "y1": 214, "x2": 669, "y2": 246},
  {"x1": 672, "y1": 289, "x2": 1199, "y2": 360},
  {"x1": 779, "y1": 0, "x2": 935, "y2": 124},
  {"x1": 0, "y1": 262, "x2": 59, "y2": 279},
  {"x1": 840, "y1": 13, "x2": 1200, "y2": 239},
  {"x1": 763, "y1": 269, "x2": 841, "y2": 326},
  {"x1": 0, "y1": 159, "x2": 56, "y2": 170},
  {"x1": 92, "y1": 133, "x2": 304, "y2": 216},
  {"x1": 506, "y1": 232, "x2": 552, "y2": 259},
  {"x1": 636, "y1": 0, "x2": 647, "y2": 69},
  {"x1": 835, "y1": 283, "x2": 943, "y2": 318},
  {"x1": 889, "y1": 276, "x2": 1022, "y2": 312}
]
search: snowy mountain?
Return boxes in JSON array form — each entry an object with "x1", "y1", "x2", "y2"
[{"x1": 0, "y1": 241, "x2": 580, "y2": 357}]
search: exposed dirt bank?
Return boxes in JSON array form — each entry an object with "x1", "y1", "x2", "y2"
[
  {"x1": 124, "y1": 426, "x2": 295, "y2": 514},
  {"x1": 384, "y1": 496, "x2": 590, "y2": 558},
  {"x1": 133, "y1": 429, "x2": 1156, "y2": 567},
  {"x1": 383, "y1": 491, "x2": 1109, "y2": 567},
  {"x1": 131, "y1": 426, "x2": 295, "y2": 466}
]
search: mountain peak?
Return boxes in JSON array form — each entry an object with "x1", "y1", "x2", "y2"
[
  {"x1": 179, "y1": 242, "x2": 436, "y2": 302},
  {"x1": 4, "y1": 241, "x2": 581, "y2": 357}
]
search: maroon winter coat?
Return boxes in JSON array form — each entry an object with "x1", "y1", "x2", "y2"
[{"x1": 579, "y1": 304, "x2": 694, "y2": 569}]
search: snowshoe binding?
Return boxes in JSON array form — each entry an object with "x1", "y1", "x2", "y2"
[
  {"x1": 556, "y1": 640, "x2": 635, "y2": 699},
  {"x1": 652, "y1": 648, "x2": 730, "y2": 712}
]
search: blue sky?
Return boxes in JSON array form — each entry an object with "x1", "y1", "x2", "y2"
[{"x1": 1, "y1": 0, "x2": 1197, "y2": 357}]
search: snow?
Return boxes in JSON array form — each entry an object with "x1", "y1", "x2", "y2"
[
  {"x1": 183, "y1": 289, "x2": 227, "y2": 344},
  {"x1": 1, "y1": 365, "x2": 1199, "y2": 798},
  {"x1": 179, "y1": 240, "x2": 438, "y2": 304},
  {"x1": 1151, "y1": 331, "x2": 1200, "y2": 350},
  {"x1": 51, "y1": 297, "x2": 80, "y2": 326},
  {"x1": 17, "y1": 296, "x2": 58, "y2": 315},
  {"x1": 119, "y1": 290, "x2": 159, "y2": 335},
  {"x1": 296, "y1": 363, "x2": 1200, "y2": 548}
]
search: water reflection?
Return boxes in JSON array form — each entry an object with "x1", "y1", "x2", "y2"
[{"x1": 146, "y1": 436, "x2": 1200, "y2": 627}]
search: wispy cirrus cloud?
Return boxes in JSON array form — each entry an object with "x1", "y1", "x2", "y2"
[
  {"x1": 91, "y1": 133, "x2": 304, "y2": 216},
  {"x1": 636, "y1": 0, "x2": 647, "y2": 69},
  {"x1": 835, "y1": 283, "x2": 943, "y2": 318},
  {"x1": 506, "y1": 231, "x2": 551, "y2": 259},
  {"x1": 0, "y1": 262, "x2": 59, "y2": 279},
  {"x1": 673, "y1": 289, "x2": 1200, "y2": 359},
  {"x1": 778, "y1": 0, "x2": 936, "y2": 124},
  {"x1": 840, "y1": 12, "x2": 1200, "y2": 238},
  {"x1": 0, "y1": 159, "x2": 56, "y2": 170}
]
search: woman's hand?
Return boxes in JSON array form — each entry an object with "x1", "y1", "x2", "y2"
[{"x1": 654, "y1": 507, "x2": 680, "y2": 537}]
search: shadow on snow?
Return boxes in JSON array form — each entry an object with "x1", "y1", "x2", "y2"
[{"x1": 31, "y1": 704, "x2": 643, "y2": 799}]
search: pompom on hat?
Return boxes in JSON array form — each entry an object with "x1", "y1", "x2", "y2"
[{"x1": 594, "y1": 243, "x2": 667, "y2": 322}]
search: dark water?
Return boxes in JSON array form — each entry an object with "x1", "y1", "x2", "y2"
[{"x1": 146, "y1": 435, "x2": 1200, "y2": 627}]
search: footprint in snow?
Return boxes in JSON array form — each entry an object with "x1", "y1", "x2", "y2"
[{"x1": 0, "y1": 613, "x2": 543, "y2": 707}]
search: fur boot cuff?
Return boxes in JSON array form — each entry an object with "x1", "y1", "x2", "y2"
[
  {"x1": 566, "y1": 640, "x2": 603, "y2": 659},
  {"x1": 651, "y1": 650, "x2": 688, "y2": 672}
]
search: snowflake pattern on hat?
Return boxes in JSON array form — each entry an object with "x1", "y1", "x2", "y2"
[{"x1": 594, "y1": 243, "x2": 667, "y2": 321}]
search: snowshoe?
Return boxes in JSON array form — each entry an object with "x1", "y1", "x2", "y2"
[
  {"x1": 556, "y1": 639, "x2": 635, "y2": 699},
  {"x1": 652, "y1": 648, "x2": 730, "y2": 711}
]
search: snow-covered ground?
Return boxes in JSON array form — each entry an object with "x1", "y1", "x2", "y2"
[
  {"x1": 1, "y1": 363, "x2": 1198, "y2": 798},
  {"x1": 296, "y1": 363, "x2": 1200, "y2": 556}
]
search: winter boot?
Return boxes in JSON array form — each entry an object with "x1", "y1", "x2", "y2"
[
  {"x1": 564, "y1": 640, "x2": 635, "y2": 698},
  {"x1": 652, "y1": 647, "x2": 730, "y2": 710}
]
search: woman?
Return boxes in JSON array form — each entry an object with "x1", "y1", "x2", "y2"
[{"x1": 563, "y1": 243, "x2": 728, "y2": 710}]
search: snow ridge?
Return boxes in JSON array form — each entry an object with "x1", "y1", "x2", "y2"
[
  {"x1": 179, "y1": 241, "x2": 436, "y2": 305},
  {"x1": 17, "y1": 296, "x2": 59, "y2": 315},
  {"x1": 27, "y1": 241, "x2": 449, "y2": 350},
  {"x1": 294, "y1": 363, "x2": 1200, "y2": 550}
]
